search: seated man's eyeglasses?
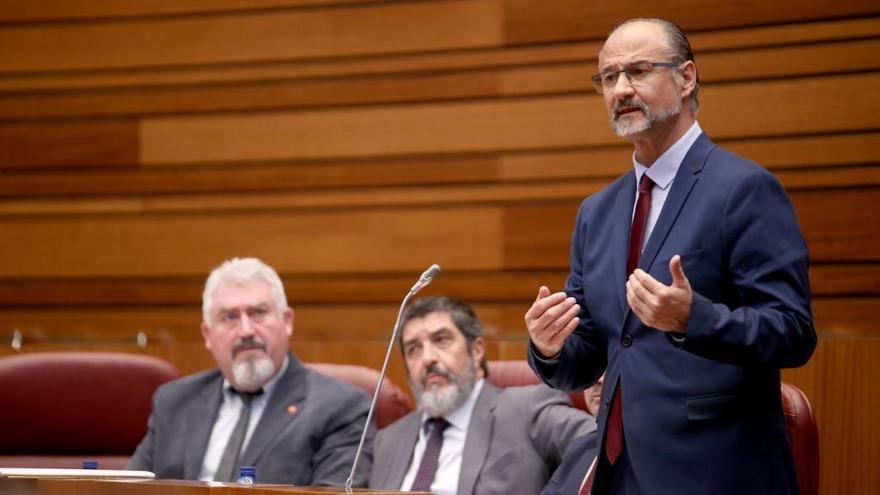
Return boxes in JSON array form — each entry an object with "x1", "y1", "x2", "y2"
[{"x1": 591, "y1": 61, "x2": 681, "y2": 94}]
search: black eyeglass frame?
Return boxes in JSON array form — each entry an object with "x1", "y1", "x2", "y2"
[{"x1": 591, "y1": 61, "x2": 682, "y2": 94}]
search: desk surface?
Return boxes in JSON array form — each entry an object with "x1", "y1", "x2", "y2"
[{"x1": 0, "y1": 478, "x2": 427, "y2": 495}]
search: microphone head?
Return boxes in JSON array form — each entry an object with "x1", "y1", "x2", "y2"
[
  {"x1": 411, "y1": 264, "x2": 442, "y2": 294},
  {"x1": 421, "y1": 264, "x2": 441, "y2": 281}
]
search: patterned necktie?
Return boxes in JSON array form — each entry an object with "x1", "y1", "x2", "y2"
[
  {"x1": 410, "y1": 417, "x2": 450, "y2": 491},
  {"x1": 215, "y1": 389, "x2": 262, "y2": 482},
  {"x1": 606, "y1": 174, "x2": 655, "y2": 466}
]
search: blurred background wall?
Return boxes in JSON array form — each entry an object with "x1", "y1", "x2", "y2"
[{"x1": 0, "y1": 1, "x2": 877, "y2": 492}]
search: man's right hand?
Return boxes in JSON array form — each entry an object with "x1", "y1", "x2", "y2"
[{"x1": 524, "y1": 286, "x2": 580, "y2": 358}]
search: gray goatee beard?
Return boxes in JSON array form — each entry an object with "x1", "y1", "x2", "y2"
[
  {"x1": 612, "y1": 98, "x2": 682, "y2": 137},
  {"x1": 411, "y1": 361, "x2": 477, "y2": 418},
  {"x1": 232, "y1": 355, "x2": 275, "y2": 391}
]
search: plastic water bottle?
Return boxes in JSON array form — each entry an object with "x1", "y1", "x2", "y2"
[
  {"x1": 82, "y1": 460, "x2": 98, "y2": 469},
  {"x1": 236, "y1": 466, "x2": 256, "y2": 485}
]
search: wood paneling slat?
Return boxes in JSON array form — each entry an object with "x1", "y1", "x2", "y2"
[
  {"x1": 138, "y1": 95, "x2": 606, "y2": 164},
  {"x1": 0, "y1": 120, "x2": 138, "y2": 168},
  {"x1": 503, "y1": 0, "x2": 880, "y2": 44},
  {"x1": 137, "y1": 73, "x2": 880, "y2": 164},
  {"x1": 0, "y1": 0, "x2": 385, "y2": 22},
  {"x1": 2, "y1": 131, "x2": 877, "y2": 195},
  {"x1": 0, "y1": 207, "x2": 504, "y2": 277},
  {"x1": 0, "y1": 1, "x2": 503, "y2": 73}
]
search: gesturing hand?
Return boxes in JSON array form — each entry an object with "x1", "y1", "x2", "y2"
[
  {"x1": 626, "y1": 255, "x2": 692, "y2": 332},
  {"x1": 524, "y1": 286, "x2": 580, "y2": 358}
]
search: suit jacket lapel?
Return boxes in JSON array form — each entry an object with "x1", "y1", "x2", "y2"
[
  {"x1": 639, "y1": 133, "x2": 712, "y2": 272},
  {"x1": 239, "y1": 354, "x2": 308, "y2": 466},
  {"x1": 458, "y1": 383, "x2": 500, "y2": 495},
  {"x1": 613, "y1": 173, "x2": 637, "y2": 315},
  {"x1": 385, "y1": 414, "x2": 422, "y2": 489},
  {"x1": 184, "y1": 374, "x2": 223, "y2": 479}
]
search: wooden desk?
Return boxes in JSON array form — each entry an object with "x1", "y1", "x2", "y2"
[{"x1": 0, "y1": 478, "x2": 427, "y2": 495}]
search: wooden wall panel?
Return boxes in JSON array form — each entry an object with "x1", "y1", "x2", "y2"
[
  {"x1": 136, "y1": 73, "x2": 880, "y2": 164},
  {"x1": 0, "y1": 121, "x2": 138, "y2": 169},
  {"x1": 503, "y1": 0, "x2": 880, "y2": 44},
  {"x1": 138, "y1": 96, "x2": 604, "y2": 163},
  {"x1": 0, "y1": 207, "x2": 504, "y2": 277},
  {"x1": 0, "y1": 1, "x2": 504, "y2": 72},
  {"x1": 0, "y1": 0, "x2": 385, "y2": 22}
]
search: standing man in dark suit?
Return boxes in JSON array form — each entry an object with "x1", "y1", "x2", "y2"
[
  {"x1": 370, "y1": 296, "x2": 593, "y2": 495},
  {"x1": 525, "y1": 18, "x2": 816, "y2": 494},
  {"x1": 129, "y1": 257, "x2": 373, "y2": 485}
]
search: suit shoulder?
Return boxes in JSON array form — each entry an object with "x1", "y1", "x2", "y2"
[
  {"x1": 376, "y1": 410, "x2": 419, "y2": 439},
  {"x1": 705, "y1": 144, "x2": 778, "y2": 182},
  {"x1": 495, "y1": 384, "x2": 574, "y2": 414},
  {"x1": 154, "y1": 368, "x2": 220, "y2": 400}
]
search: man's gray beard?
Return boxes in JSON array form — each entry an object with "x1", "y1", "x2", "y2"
[
  {"x1": 232, "y1": 356, "x2": 276, "y2": 391},
  {"x1": 411, "y1": 361, "x2": 477, "y2": 418},
  {"x1": 612, "y1": 98, "x2": 682, "y2": 137}
]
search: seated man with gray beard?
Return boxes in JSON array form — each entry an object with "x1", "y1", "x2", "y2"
[
  {"x1": 128, "y1": 257, "x2": 373, "y2": 486},
  {"x1": 370, "y1": 296, "x2": 594, "y2": 495}
]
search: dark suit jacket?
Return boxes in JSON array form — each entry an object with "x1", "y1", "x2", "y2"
[
  {"x1": 529, "y1": 133, "x2": 816, "y2": 494},
  {"x1": 541, "y1": 431, "x2": 598, "y2": 495},
  {"x1": 128, "y1": 352, "x2": 374, "y2": 486},
  {"x1": 370, "y1": 382, "x2": 594, "y2": 495}
]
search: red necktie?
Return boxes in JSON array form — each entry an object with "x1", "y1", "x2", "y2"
[{"x1": 606, "y1": 173, "x2": 654, "y2": 465}]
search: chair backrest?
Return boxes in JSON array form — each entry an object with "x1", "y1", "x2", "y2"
[
  {"x1": 306, "y1": 363, "x2": 413, "y2": 428},
  {"x1": 487, "y1": 360, "x2": 819, "y2": 495},
  {"x1": 780, "y1": 382, "x2": 820, "y2": 495},
  {"x1": 0, "y1": 351, "x2": 179, "y2": 468}
]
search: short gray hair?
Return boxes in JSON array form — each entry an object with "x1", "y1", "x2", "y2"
[
  {"x1": 399, "y1": 296, "x2": 489, "y2": 377},
  {"x1": 202, "y1": 257, "x2": 288, "y2": 323},
  {"x1": 613, "y1": 18, "x2": 700, "y2": 112}
]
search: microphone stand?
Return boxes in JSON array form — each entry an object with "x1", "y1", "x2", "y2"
[{"x1": 344, "y1": 265, "x2": 440, "y2": 492}]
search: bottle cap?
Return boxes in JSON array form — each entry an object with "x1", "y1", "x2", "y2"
[{"x1": 82, "y1": 460, "x2": 98, "y2": 469}]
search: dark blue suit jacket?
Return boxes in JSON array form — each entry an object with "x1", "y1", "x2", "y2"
[
  {"x1": 529, "y1": 133, "x2": 816, "y2": 494},
  {"x1": 541, "y1": 431, "x2": 598, "y2": 495}
]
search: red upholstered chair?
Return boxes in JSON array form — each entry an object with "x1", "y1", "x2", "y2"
[
  {"x1": 780, "y1": 382, "x2": 820, "y2": 495},
  {"x1": 0, "y1": 352, "x2": 179, "y2": 469},
  {"x1": 306, "y1": 363, "x2": 414, "y2": 428},
  {"x1": 487, "y1": 360, "x2": 819, "y2": 495}
]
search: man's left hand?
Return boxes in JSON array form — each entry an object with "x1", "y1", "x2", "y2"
[{"x1": 626, "y1": 255, "x2": 692, "y2": 332}]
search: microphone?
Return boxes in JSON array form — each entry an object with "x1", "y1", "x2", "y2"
[
  {"x1": 409, "y1": 263, "x2": 441, "y2": 294},
  {"x1": 344, "y1": 264, "x2": 442, "y2": 492}
]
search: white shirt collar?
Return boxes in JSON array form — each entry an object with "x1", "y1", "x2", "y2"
[{"x1": 633, "y1": 121, "x2": 702, "y2": 190}]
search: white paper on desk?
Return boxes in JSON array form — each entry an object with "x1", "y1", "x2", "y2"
[{"x1": 0, "y1": 468, "x2": 155, "y2": 479}]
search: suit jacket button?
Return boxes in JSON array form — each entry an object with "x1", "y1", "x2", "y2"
[{"x1": 621, "y1": 334, "x2": 633, "y2": 347}]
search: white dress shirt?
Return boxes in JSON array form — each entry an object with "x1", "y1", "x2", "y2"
[
  {"x1": 400, "y1": 379, "x2": 485, "y2": 495},
  {"x1": 632, "y1": 121, "x2": 703, "y2": 251},
  {"x1": 198, "y1": 356, "x2": 289, "y2": 481}
]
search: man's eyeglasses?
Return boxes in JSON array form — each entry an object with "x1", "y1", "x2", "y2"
[{"x1": 591, "y1": 62, "x2": 681, "y2": 94}]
